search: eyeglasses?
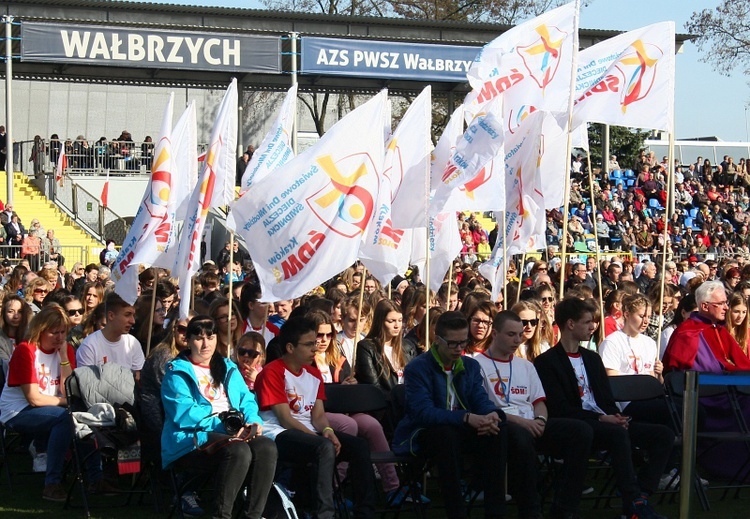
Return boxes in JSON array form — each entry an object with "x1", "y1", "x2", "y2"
[
  {"x1": 521, "y1": 319, "x2": 539, "y2": 327},
  {"x1": 536, "y1": 267, "x2": 548, "y2": 272},
  {"x1": 316, "y1": 332, "x2": 333, "y2": 340},
  {"x1": 471, "y1": 318, "x2": 491, "y2": 326},
  {"x1": 541, "y1": 297, "x2": 555, "y2": 303},
  {"x1": 237, "y1": 348, "x2": 261, "y2": 359},
  {"x1": 297, "y1": 340, "x2": 318, "y2": 349},
  {"x1": 34, "y1": 288, "x2": 49, "y2": 295},
  {"x1": 438, "y1": 336, "x2": 469, "y2": 349},
  {"x1": 176, "y1": 325, "x2": 188, "y2": 334},
  {"x1": 707, "y1": 301, "x2": 729, "y2": 307},
  {"x1": 67, "y1": 308, "x2": 84, "y2": 316}
]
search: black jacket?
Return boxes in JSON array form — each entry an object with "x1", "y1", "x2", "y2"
[
  {"x1": 355, "y1": 338, "x2": 417, "y2": 396},
  {"x1": 533, "y1": 343, "x2": 619, "y2": 421}
]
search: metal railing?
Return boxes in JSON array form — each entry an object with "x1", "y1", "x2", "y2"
[
  {"x1": 16, "y1": 139, "x2": 209, "y2": 177},
  {"x1": 0, "y1": 244, "x2": 89, "y2": 268}
]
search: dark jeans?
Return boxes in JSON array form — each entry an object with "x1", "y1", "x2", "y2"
[
  {"x1": 418, "y1": 424, "x2": 507, "y2": 519},
  {"x1": 585, "y1": 418, "x2": 674, "y2": 511},
  {"x1": 176, "y1": 434, "x2": 277, "y2": 519},
  {"x1": 274, "y1": 429, "x2": 375, "y2": 519},
  {"x1": 6, "y1": 404, "x2": 102, "y2": 486},
  {"x1": 507, "y1": 418, "x2": 593, "y2": 516}
]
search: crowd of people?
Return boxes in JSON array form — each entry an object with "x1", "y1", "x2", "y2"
[{"x1": 0, "y1": 223, "x2": 748, "y2": 519}]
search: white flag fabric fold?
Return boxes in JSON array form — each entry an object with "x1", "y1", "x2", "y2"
[
  {"x1": 537, "y1": 111, "x2": 570, "y2": 209},
  {"x1": 478, "y1": 215, "x2": 506, "y2": 302},
  {"x1": 426, "y1": 213, "x2": 463, "y2": 293},
  {"x1": 113, "y1": 93, "x2": 176, "y2": 304},
  {"x1": 429, "y1": 105, "x2": 465, "y2": 193},
  {"x1": 241, "y1": 84, "x2": 297, "y2": 193},
  {"x1": 228, "y1": 90, "x2": 389, "y2": 302},
  {"x1": 431, "y1": 97, "x2": 505, "y2": 216},
  {"x1": 573, "y1": 22, "x2": 675, "y2": 132},
  {"x1": 361, "y1": 88, "x2": 431, "y2": 284},
  {"x1": 174, "y1": 80, "x2": 238, "y2": 318},
  {"x1": 465, "y1": 1, "x2": 578, "y2": 123},
  {"x1": 389, "y1": 87, "x2": 432, "y2": 230}
]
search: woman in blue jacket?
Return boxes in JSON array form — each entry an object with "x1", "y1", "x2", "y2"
[{"x1": 161, "y1": 315, "x2": 277, "y2": 519}]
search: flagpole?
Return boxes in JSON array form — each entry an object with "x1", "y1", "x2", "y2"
[
  {"x1": 501, "y1": 211, "x2": 508, "y2": 306},
  {"x1": 586, "y1": 152, "x2": 605, "y2": 335},
  {"x1": 447, "y1": 262, "x2": 453, "y2": 307},
  {"x1": 145, "y1": 277, "x2": 158, "y2": 357},
  {"x1": 516, "y1": 252, "x2": 525, "y2": 303},
  {"x1": 227, "y1": 232, "x2": 235, "y2": 358},
  {"x1": 559, "y1": 0, "x2": 582, "y2": 300},
  {"x1": 656, "y1": 127, "x2": 675, "y2": 359},
  {"x1": 352, "y1": 265, "x2": 367, "y2": 371}
]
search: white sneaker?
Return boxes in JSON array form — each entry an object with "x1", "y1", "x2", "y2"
[
  {"x1": 658, "y1": 469, "x2": 709, "y2": 490},
  {"x1": 33, "y1": 452, "x2": 47, "y2": 473}
]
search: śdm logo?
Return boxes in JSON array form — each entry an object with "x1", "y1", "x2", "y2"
[
  {"x1": 143, "y1": 137, "x2": 173, "y2": 249},
  {"x1": 517, "y1": 24, "x2": 568, "y2": 92},
  {"x1": 309, "y1": 153, "x2": 378, "y2": 238},
  {"x1": 460, "y1": 160, "x2": 493, "y2": 200},
  {"x1": 507, "y1": 105, "x2": 537, "y2": 135},
  {"x1": 613, "y1": 40, "x2": 663, "y2": 114}
]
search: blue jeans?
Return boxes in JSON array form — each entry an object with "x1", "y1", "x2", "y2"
[{"x1": 6, "y1": 405, "x2": 102, "y2": 485}]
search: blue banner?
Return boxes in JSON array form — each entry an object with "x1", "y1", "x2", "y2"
[{"x1": 301, "y1": 37, "x2": 480, "y2": 83}]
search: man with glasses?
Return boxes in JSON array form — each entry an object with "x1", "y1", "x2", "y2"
[
  {"x1": 475, "y1": 311, "x2": 591, "y2": 519},
  {"x1": 392, "y1": 311, "x2": 508, "y2": 519},
  {"x1": 663, "y1": 281, "x2": 750, "y2": 372},
  {"x1": 255, "y1": 316, "x2": 375, "y2": 519}
]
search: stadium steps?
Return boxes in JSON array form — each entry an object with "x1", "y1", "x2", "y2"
[{"x1": 0, "y1": 171, "x2": 103, "y2": 266}]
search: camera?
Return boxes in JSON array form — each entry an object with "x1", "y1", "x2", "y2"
[{"x1": 219, "y1": 409, "x2": 245, "y2": 436}]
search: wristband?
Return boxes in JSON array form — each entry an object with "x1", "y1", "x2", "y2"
[
  {"x1": 60, "y1": 361, "x2": 71, "y2": 366},
  {"x1": 322, "y1": 426, "x2": 334, "y2": 434},
  {"x1": 464, "y1": 413, "x2": 470, "y2": 424},
  {"x1": 534, "y1": 416, "x2": 547, "y2": 424}
]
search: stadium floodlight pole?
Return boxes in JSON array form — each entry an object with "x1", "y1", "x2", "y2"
[
  {"x1": 4, "y1": 15, "x2": 13, "y2": 204},
  {"x1": 290, "y1": 32, "x2": 298, "y2": 155}
]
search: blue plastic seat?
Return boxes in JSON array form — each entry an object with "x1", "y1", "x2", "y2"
[
  {"x1": 626, "y1": 179, "x2": 635, "y2": 187},
  {"x1": 684, "y1": 217, "x2": 693, "y2": 228},
  {"x1": 689, "y1": 208, "x2": 699, "y2": 218},
  {"x1": 611, "y1": 170, "x2": 623, "y2": 179},
  {"x1": 624, "y1": 169, "x2": 635, "y2": 178},
  {"x1": 648, "y1": 199, "x2": 665, "y2": 211}
]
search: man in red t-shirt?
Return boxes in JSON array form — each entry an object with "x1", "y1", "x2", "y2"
[{"x1": 255, "y1": 316, "x2": 375, "y2": 519}]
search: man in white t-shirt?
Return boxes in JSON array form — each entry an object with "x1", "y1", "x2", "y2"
[
  {"x1": 255, "y1": 316, "x2": 375, "y2": 519},
  {"x1": 475, "y1": 311, "x2": 591, "y2": 519},
  {"x1": 76, "y1": 293, "x2": 145, "y2": 379}
]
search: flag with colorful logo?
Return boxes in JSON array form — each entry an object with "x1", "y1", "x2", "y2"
[
  {"x1": 55, "y1": 141, "x2": 67, "y2": 182},
  {"x1": 241, "y1": 84, "x2": 298, "y2": 193},
  {"x1": 100, "y1": 170, "x2": 110, "y2": 208},
  {"x1": 227, "y1": 90, "x2": 389, "y2": 302},
  {"x1": 465, "y1": 1, "x2": 578, "y2": 125},
  {"x1": 113, "y1": 93, "x2": 176, "y2": 304},
  {"x1": 173, "y1": 80, "x2": 238, "y2": 318},
  {"x1": 389, "y1": 86, "x2": 432, "y2": 230},
  {"x1": 360, "y1": 88, "x2": 431, "y2": 285},
  {"x1": 430, "y1": 97, "x2": 505, "y2": 215},
  {"x1": 573, "y1": 21, "x2": 675, "y2": 132},
  {"x1": 425, "y1": 213, "x2": 463, "y2": 293}
]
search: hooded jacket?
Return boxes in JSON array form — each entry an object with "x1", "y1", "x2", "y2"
[{"x1": 161, "y1": 353, "x2": 262, "y2": 468}]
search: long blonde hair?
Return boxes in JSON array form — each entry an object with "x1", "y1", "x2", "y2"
[
  {"x1": 510, "y1": 300, "x2": 546, "y2": 362},
  {"x1": 26, "y1": 304, "x2": 71, "y2": 345}
]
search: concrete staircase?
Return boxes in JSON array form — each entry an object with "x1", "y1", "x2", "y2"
[{"x1": 0, "y1": 171, "x2": 103, "y2": 266}]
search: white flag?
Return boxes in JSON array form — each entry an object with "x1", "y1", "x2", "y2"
[
  {"x1": 504, "y1": 110, "x2": 547, "y2": 257},
  {"x1": 227, "y1": 91, "x2": 389, "y2": 302},
  {"x1": 429, "y1": 105, "x2": 465, "y2": 193},
  {"x1": 173, "y1": 80, "x2": 238, "y2": 318},
  {"x1": 478, "y1": 215, "x2": 506, "y2": 302},
  {"x1": 389, "y1": 87, "x2": 432, "y2": 230},
  {"x1": 431, "y1": 97, "x2": 505, "y2": 215},
  {"x1": 466, "y1": 1, "x2": 578, "y2": 124},
  {"x1": 573, "y1": 22, "x2": 675, "y2": 132},
  {"x1": 537, "y1": 111, "x2": 570, "y2": 209},
  {"x1": 241, "y1": 85, "x2": 297, "y2": 193},
  {"x1": 426, "y1": 213, "x2": 463, "y2": 293},
  {"x1": 360, "y1": 89, "x2": 431, "y2": 284},
  {"x1": 113, "y1": 93, "x2": 176, "y2": 304}
]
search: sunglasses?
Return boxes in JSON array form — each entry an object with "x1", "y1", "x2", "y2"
[
  {"x1": 67, "y1": 308, "x2": 85, "y2": 316},
  {"x1": 541, "y1": 297, "x2": 555, "y2": 303},
  {"x1": 521, "y1": 319, "x2": 539, "y2": 327},
  {"x1": 237, "y1": 348, "x2": 261, "y2": 358},
  {"x1": 317, "y1": 332, "x2": 333, "y2": 340},
  {"x1": 34, "y1": 288, "x2": 49, "y2": 295},
  {"x1": 176, "y1": 325, "x2": 188, "y2": 334}
]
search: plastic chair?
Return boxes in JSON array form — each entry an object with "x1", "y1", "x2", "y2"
[
  {"x1": 689, "y1": 208, "x2": 699, "y2": 219},
  {"x1": 611, "y1": 170, "x2": 623, "y2": 179},
  {"x1": 648, "y1": 199, "x2": 665, "y2": 211},
  {"x1": 624, "y1": 169, "x2": 635, "y2": 178},
  {"x1": 626, "y1": 178, "x2": 635, "y2": 187}
]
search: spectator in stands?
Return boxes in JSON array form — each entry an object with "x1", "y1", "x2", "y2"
[
  {"x1": 73, "y1": 264, "x2": 99, "y2": 297},
  {"x1": 5, "y1": 213, "x2": 25, "y2": 258},
  {"x1": 100, "y1": 240, "x2": 118, "y2": 268},
  {"x1": 41, "y1": 229, "x2": 64, "y2": 267},
  {"x1": 140, "y1": 136, "x2": 154, "y2": 170}
]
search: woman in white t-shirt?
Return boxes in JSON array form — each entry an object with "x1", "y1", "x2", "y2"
[{"x1": 0, "y1": 304, "x2": 94, "y2": 502}]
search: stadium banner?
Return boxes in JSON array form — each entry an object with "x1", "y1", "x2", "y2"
[
  {"x1": 301, "y1": 37, "x2": 480, "y2": 82},
  {"x1": 20, "y1": 22, "x2": 281, "y2": 74}
]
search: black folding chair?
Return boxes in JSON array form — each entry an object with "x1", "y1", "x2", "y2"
[
  {"x1": 324, "y1": 383, "x2": 429, "y2": 518},
  {"x1": 664, "y1": 371, "x2": 750, "y2": 509}
]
